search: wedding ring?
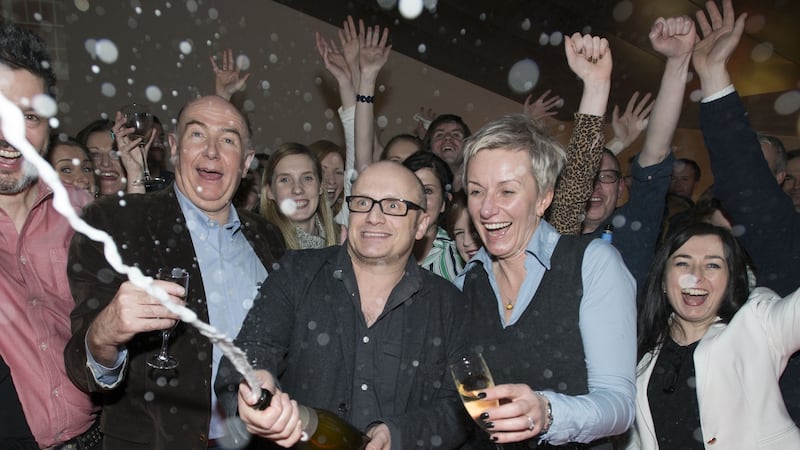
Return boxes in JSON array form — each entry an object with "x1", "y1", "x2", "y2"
[{"x1": 527, "y1": 415, "x2": 535, "y2": 431}]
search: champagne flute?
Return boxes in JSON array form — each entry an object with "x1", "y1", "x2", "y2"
[
  {"x1": 147, "y1": 267, "x2": 189, "y2": 370},
  {"x1": 121, "y1": 103, "x2": 166, "y2": 191},
  {"x1": 451, "y1": 353, "x2": 501, "y2": 448}
]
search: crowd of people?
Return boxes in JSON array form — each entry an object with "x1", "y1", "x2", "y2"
[{"x1": 1, "y1": 0, "x2": 798, "y2": 449}]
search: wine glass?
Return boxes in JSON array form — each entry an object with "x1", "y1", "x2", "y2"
[
  {"x1": 147, "y1": 267, "x2": 189, "y2": 370},
  {"x1": 121, "y1": 103, "x2": 166, "y2": 191},
  {"x1": 450, "y1": 353, "x2": 501, "y2": 447}
]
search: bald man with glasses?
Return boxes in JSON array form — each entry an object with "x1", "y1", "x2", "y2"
[{"x1": 216, "y1": 161, "x2": 471, "y2": 450}]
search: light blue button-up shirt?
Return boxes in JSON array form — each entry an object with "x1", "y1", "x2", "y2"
[
  {"x1": 86, "y1": 186, "x2": 268, "y2": 439},
  {"x1": 455, "y1": 220, "x2": 637, "y2": 445}
]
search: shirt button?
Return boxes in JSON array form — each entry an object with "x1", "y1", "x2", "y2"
[
  {"x1": 19, "y1": 256, "x2": 26, "y2": 264},
  {"x1": 707, "y1": 438, "x2": 717, "y2": 444},
  {"x1": 362, "y1": 336, "x2": 369, "y2": 344},
  {"x1": 360, "y1": 383, "x2": 368, "y2": 391}
]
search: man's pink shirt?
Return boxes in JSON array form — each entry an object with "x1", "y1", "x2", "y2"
[{"x1": 0, "y1": 180, "x2": 96, "y2": 447}]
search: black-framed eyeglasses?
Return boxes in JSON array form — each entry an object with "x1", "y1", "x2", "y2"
[
  {"x1": 346, "y1": 195, "x2": 426, "y2": 216},
  {"x1": 594, "y1": 169, "x2": 621, "y2": 184}
]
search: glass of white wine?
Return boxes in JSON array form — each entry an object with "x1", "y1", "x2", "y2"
[{"x1": 451, "y1": 352, "x2": 501, "y2": 447}]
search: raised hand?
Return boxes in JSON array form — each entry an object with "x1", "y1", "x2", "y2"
[
  {"x1": 111, "y1": 111, "x2": 151, "y2": 189},
  {"x1": 414, "y1": 106, "x2": 436, "y2": 138},
  {"x1": 692, "y1": 0, "x2": 747, "y2": 92},
  {"x1": 649, "y1": 15, "x2": 696, "y2": 58},
  {"x1": 357, "y1": 19, "x2": 391, "y2": 78},
  {"x1": 564, "y1": 33, "x2": 612, "y2": 84},
  {"x1": 610, "y1": 91, "x2": 654, "y2": 152},
  {"x1": 339, "y1": 15, "x2": 361, "y2": 90},
  {"x1": 210, "y1": 49, "x2": 251, "y2": 100},
  {"x1": 315, "y1": 32, "x2": 351, "y2": 84},
  {"x1": 523, "y1": 89, "x2": 563, "y2": 121}
]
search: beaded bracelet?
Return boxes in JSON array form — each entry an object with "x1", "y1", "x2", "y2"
[{"x1": 356, "y1": 94, "x2": 375, "y2": 103}]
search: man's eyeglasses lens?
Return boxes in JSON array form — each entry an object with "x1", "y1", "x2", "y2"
[
  {"x1": 595, "y1": 170, "x2": 621, "y2": 184},
  {"x1": 346, "y1": 196, "x2": 425, "y2": 216}
]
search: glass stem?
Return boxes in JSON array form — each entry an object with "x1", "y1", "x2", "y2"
[
  {"x1": 156, "y1": 330, "x2": 171, "y2": 360},
  {"x1": 139, "y1": 146, "x2": 151, "y2": 180}
]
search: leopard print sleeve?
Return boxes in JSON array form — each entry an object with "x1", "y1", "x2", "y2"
[{"x1": 547, "y1": 113, "x2": 605, "y2": 235}]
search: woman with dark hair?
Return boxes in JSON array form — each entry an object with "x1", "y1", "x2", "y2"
[
  {"x1": 309, "y1": 139, "x2": 345, "y2": 216},
  {"x1": 402, "y1": 150, "x2": 461, "y2": 281},
  {"x1": 76, "y1": 112, "x2": 154, "y2": 196},
  {"x1": 261, "y1": 142, "x2": 337, "y2": 249},
  {"x1": 444, "y1": 190, "x2": 481, "y2": 266},
  {"x1": 380, "y1": 133, "x2": 421, "y2": 163},
  {"x1": 628, "y1": 222, "x2": 800, "y2": 449},
  {"x1": 46, "y1": 135, "x2": 97, "y2": 195}
]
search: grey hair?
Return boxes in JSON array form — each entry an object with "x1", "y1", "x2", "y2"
[{"x1": 461, "y1": 113, "x2": 566, "y2": 194}]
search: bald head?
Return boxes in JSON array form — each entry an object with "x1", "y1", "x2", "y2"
[
  {"x1": 353, "y1": 161, "x2": 427, "y2": 210},
  {"x1": 177, "y1": 96, "x2": 251, "y2": 149}
]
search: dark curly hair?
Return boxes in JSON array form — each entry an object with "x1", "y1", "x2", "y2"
[{"x1": 0, "y1": 21, "x2": 57, "y2": 98}]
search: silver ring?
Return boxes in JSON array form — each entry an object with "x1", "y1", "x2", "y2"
[{"x1": 527, "y1": 415, "x2": 535, "y2": 431}]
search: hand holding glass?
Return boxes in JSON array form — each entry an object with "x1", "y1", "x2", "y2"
[
  {"x1": 450, "y1": 353, "x2": 499, "y2": 422},
  {"x1": 147, "y1": 268, "x2": 189, "y2": 370},
  {"x1": 121, "y1": 103, "x2": 166, "y2": 191}
]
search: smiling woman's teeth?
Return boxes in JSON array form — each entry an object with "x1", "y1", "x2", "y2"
[
  {"x1": 681, "y1": 288, "x2": 708, "y2": 296},
  {"x1": 485, "y1": 222, "x2": 510, "y2": 230}
]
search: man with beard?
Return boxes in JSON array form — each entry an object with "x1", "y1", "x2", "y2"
[{"x1": 0, "y1": 22, "x2": 100, "y2": 449}]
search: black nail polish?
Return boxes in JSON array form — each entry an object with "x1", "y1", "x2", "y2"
[
  {"x1": 491, "y1": 436, "x2": 499, "y2": 442},
  {"x1": 484, "y1": 421, "x2": 495, "y2": 429},
  {"x1": 477, "y1": 392, "x2": 487, "y2": 399},
  {"x1": 479, "y1": 412, "x2": 490, "y2": 420}
]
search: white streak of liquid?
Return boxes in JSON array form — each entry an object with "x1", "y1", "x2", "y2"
[{"x1": 0, "y1": 93, "x2": 263, "y2": 398}]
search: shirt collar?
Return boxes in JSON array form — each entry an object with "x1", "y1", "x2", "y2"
[
  {"x1": 174, "y1": 185, "x2": 241, "y2": 238},
  {"x1": 463, "y1": 219, "x2": 558, "y2": 271}
]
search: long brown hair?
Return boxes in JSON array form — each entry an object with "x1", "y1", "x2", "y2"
[{"x1": 260, "y1": 142, "x2": 337, "y2": 249}]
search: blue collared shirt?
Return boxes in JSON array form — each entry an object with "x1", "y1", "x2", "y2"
[
  {"x1": 86, "y1": 186, "x2": 267, "y2": 439},
  {"x1": 455, "y1": 220, "x2": 637, "y2": 444}
]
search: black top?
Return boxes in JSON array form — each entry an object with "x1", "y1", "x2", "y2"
[
  {"x1": 0, "y1": 353, "x2": 38, "y2": 449},
  {"x1": 461, "y1": 235, "x2": 591, "y2": 449},
  {"x1": 647, "y1": 337, "x2": 703, "y2": 449}
]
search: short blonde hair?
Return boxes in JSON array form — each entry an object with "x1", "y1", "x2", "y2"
[{"x1": 462, "y1": 113, "x2": 566, "y2": 194}]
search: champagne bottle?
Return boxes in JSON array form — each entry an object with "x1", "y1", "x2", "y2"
[{"x1": 253, "y1": 389, "x2": 370, "y2": 450}]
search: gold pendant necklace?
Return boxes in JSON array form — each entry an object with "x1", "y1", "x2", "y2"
[{"x1": 505, "y1": 301, "x2": 514, "y2": 310}]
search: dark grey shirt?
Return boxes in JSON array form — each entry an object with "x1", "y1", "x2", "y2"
[{"x1": 216, "y1": 244, "x2": 471, "y2": 449}]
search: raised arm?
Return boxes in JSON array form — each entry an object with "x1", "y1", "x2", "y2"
[
  {"x1": 314, "y1": 16, "x2": 359, "y2": 111},
  {"x1": 639, "y1": 15, "x2": 695, "y2": 167},
  {"x1": 354, "y1": 20, "x2": 390, "y2": 174},
  {"x1": 606, "y1": 91, "x2": 654, "y2": 155},
  {"x1": 317, "y1": 17, "x2": 361, "y2": 226},
  {"x1": 692, "y1": 0, "x2": 798, "y2": 296},
  {"x1": 211, "y1": 49, "x2": 250, "y2": 101},
  {"x1": 692, "y1": 0, "x2": 746, "y2": 97},
  {"x1": 547, "y1": 33, "x2": 611, "y2": 235},
  {"x1": 111, "y1": 111, "x2": 151, "y2": 194}
]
